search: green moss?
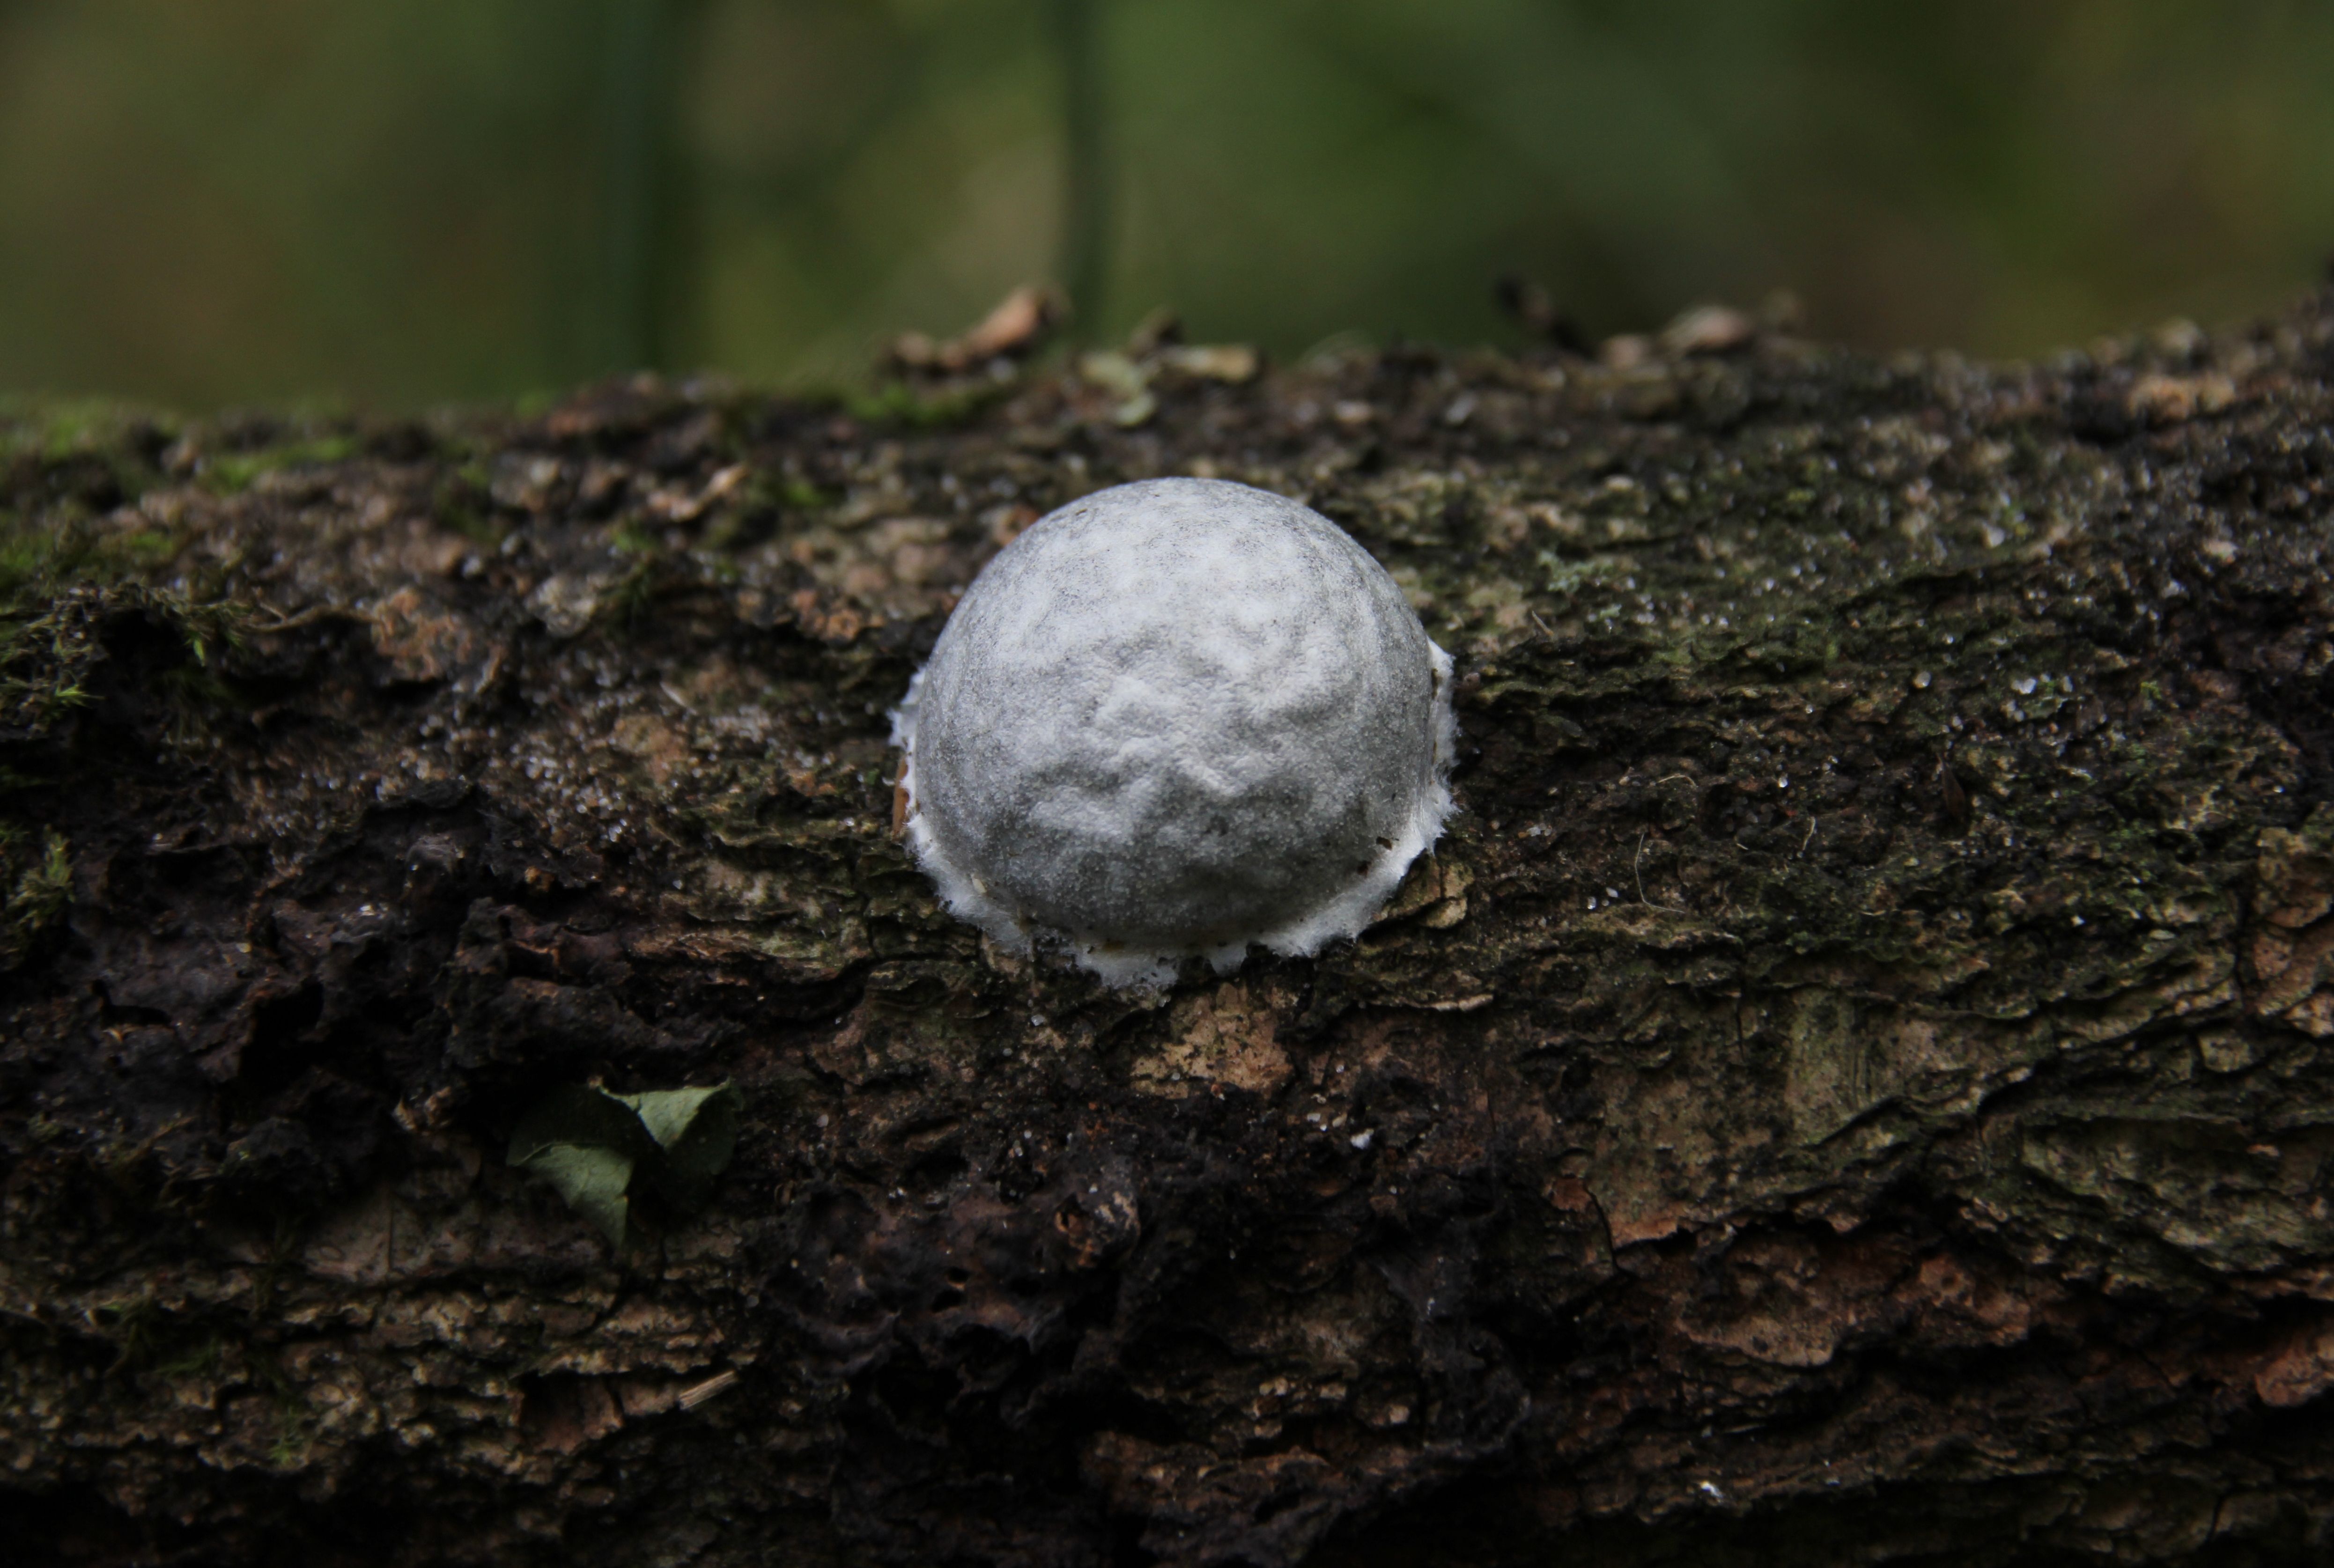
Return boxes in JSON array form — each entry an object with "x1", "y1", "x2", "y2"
[
  {"x1": 432, "y1": 468, "x2": 502, "y2": 545},
  {"x1": 0, "y1": 396, "x2": 173, "y2": 466},
  {"x1": 605, "y1": 558, "x2": 661, "y2": 626},
  {"x1": 0, "y1": 826, "x2": 71, "y2": 965},
  {"x1": 607, "y1": 518, "x2": 659, "y2": 555},
  {"x1": 0, "y1": 604, "x2": 93, "y2": 737},
  {"x1": 90, "y1": 1291, "x2": 164, "y2": 1374},
  {"x1": 199, "y1": 434, "x2": 357, "y2": 495},
  {"x1": 778, "y1": 476, "x2": 829, "y2": 509},
  {"x1": 152, "y1": 1336, "x2": 225, "y2": 1383},
  {"x1": 268, "y1": 1407, "x2": 310, "y2": 1470},
  {"x1": 0, "y1": 511, "x2": 191, "y2": 608},
  {"x1": 1537, "y1": 552, "x2": 1633, "y2": 599},
  {"x1": 844, "y1": 380, "x2": 1006, "y2": 431}
]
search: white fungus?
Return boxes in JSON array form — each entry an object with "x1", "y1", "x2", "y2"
[{"x1": 892, "y1": 477, "x2": 1455, "y2": 986}]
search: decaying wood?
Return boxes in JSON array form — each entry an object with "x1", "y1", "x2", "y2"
[{"x1": 6, "y1": 289, "x2": 2334, "y2": 1566}]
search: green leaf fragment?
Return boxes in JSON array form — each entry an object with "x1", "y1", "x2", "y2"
[
  {"x1": 508, "y1": 1082, "x2": 657, "y2": 1166},
  {"x1": 506, "y1": 1080, "x2": 741, "y2": 1249},
  {"x1": 513, "y1": 1141, "x2": 636, "y2": 1247},
  {"x1": 621, "y1": 1082, "x2": 741, "y2": 1207}
]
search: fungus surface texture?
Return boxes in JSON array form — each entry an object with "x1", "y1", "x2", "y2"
[{"x1": 894, "y1": 477, "x2": 1455, "y2": 985}]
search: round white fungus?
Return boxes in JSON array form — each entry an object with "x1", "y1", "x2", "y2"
[{"x1": 892, "y1": 477, "x2": 1455, "y2": 986}]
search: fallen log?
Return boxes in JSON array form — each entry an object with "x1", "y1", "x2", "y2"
[{"x1": 6, "y1": 288, "x2": 2334, "y2": 1565}]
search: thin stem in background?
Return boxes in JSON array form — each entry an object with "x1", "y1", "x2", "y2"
[
  {"x1": 1051, "y1": 0, "x2": 1112, "y2": 341},
  {"x1": 602, "y1": 0, "x2": 700, "y2": 373}
]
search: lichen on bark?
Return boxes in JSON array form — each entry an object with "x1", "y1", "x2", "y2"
[{"x1": 5, "y1": 292, "x2": 2334, "y2": 1566}]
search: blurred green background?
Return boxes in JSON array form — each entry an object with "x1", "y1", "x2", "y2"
[{"x1": 1, "y1": 0, "x2": 2329, "y2": 411}]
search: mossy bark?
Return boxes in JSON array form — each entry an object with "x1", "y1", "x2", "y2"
[{"x1": 6, "y1": 293, "x2": 2334, "y2": 1567}]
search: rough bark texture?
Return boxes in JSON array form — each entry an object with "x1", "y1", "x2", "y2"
[{"x1": 7, "y1": 290, "x2": 2334, "y2": 1568}]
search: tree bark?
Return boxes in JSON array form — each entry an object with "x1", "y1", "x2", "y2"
[{"x1": 7, "y1": 293, "x2": 2334, "y2": 1567}]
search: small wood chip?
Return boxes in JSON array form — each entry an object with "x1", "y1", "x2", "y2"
[{"x1": 677, "y1": 1369, "x2": 739, "y2": 1411}]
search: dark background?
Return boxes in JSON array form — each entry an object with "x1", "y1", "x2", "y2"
[{"x1": 2, "y1": 0, "x2": 2329, "y2": 410}]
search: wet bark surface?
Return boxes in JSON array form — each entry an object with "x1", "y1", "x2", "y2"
[{"x1": 6, "y1": 291, "x2": 2334, "y2": 1567}]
